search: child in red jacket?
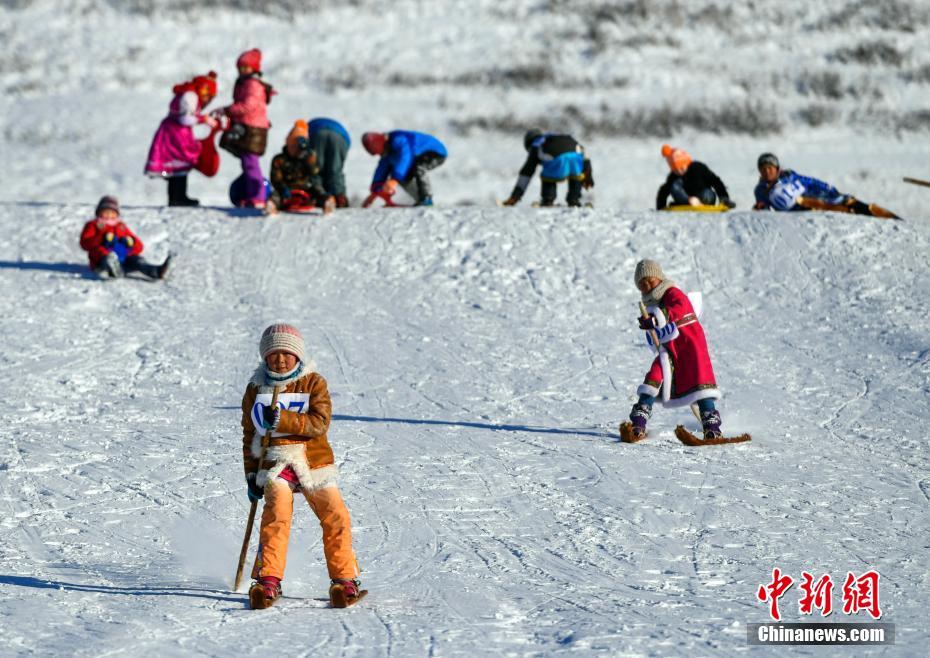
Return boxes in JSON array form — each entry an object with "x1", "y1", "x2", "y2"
[{"x1": 79, "y1": 196, "x2": 172, "y2": 280}]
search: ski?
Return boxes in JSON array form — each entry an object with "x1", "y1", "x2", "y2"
[
  {"x1": 330, "y1": 583, "x2": 368, "y2": 608},
  {"x1": 674, "y1": 425, "x2": 751, "y2": 446},
  {"x1": 618, "y1": 421, "x2": 648, "y2": 443}
]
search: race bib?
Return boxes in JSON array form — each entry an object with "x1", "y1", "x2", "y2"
[
  {"x1": 769, "y1": 178, "x2": 805, "y2": 210},
  {"x1": 252, "y1": 392, "x2": 310, "y2": 438}
]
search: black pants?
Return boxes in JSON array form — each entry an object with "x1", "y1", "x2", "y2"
[
  {"x1": 123, "y1": 256, "x2": 162, "y2": 279},
  {"x1": 167, "y1": 175, "x2": 198, "y2": 206},
  {"x1": 541, "y1": 178, "x2": 583, "y2": 206}
]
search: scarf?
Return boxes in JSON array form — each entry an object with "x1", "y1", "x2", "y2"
[{"x1": 641, "y1": 279, "x2": 677, "y2": 308}]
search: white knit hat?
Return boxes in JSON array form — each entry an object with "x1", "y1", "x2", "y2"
[
  {"x1": 634, "y1": 259, "x2": 665, "y2": 284},
  {"x1": 259, "y1": 323, "x2": 306, "y2": 362}
]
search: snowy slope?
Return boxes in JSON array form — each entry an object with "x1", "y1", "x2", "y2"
[
  {"x1": 1, "y1": 201, "x2": 929, "y2": 656},
  {"x1": 1, "y1": 0, "x2": 930, "y2": 655}
]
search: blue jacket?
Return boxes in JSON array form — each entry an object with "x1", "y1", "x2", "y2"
[
  {"x1": 372, "y1": 131, "x2": 447, "y2": 183},
  {"x1": 754, "y1": 169, "x2": 842, "y2": 211},
  {"x1": 308, "y1": 117, "x2": 350, "y2": 147}
]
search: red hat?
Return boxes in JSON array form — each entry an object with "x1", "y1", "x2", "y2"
[
  {"x1": 362, "y1": 132, "x2": 387, "y2": 155},
  {"x1": 192, "y1": 71, "x2": 218, "y2": 101},
  {"x1": 661, "y1": 144, "x2": 692, "y2": 172},
  {"x1": 237, "y1": 49, "x2": 262, "y2": 72}
]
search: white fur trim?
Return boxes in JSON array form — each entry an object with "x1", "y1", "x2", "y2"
[
  {"x1": 637, "y1": 383, "x2": 660, "y2": 397},
  {"x1": 662, "y1": 387, "x2": 721, "y2": 408},
  {"x1": 660, "y1": 351, "x2": 672, "y2": 402},
  {"x1": 253, "y1": 441, "x2": 339, "y2": 492},
  {"x1": 250, "y1": 360, "x2": 318, "y2": 392}
]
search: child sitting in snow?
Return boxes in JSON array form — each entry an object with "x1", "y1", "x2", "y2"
[
  {"x1": 79, "y1": 196, "x2": 172, "y2": 280},
  {"x1": 145, "y1": 72, "x2": 219, "y2": 206},
  {"x1": 215, "y1": 49, "x2": 274, "y2": 209},
  {"x1": 265, "y1": 120, "x2": 335, "y2": 215},
  {"x1": 241, "y1": 324, "x2": 363, "y2": 609},
  {"x1": 655, "y1": 144, "x2": 733, "y2": 210},
  {"x1": 622, "y1": 259, "x2": 723, "y2": 441}
]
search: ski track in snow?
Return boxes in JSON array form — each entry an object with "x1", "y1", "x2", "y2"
[{"x1": 1, "y1": 201, "x2": 928, "y2": 656}]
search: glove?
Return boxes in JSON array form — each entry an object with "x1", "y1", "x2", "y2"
[
  {"x1": 638, "y1": 316, "x2": 656, "y2": 331},
  {"x1": 261, "y1": 404, "x2": 281, "y2": 431},
  {"x1": 246, "y1": 473, "x2": 263, "y2": 502},
  {"x1": 721, "y1": 198, "x2": 736, "y2": 209},
  {"x1": 502, "y1": 196, "x2": 519, "y2": 206},
  {"x1": 381, "y1": 178, "x2": 398, "y2": 196},
  {"x1": 102, "y1": 231, "x2": 116, "y2": 248},
  {"x1": 120, "y1": 235, "x2": 135, "y2": 249}
]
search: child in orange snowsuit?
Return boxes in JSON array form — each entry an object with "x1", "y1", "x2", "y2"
[{"x1": 241, "y1": 323, "x2": 361, "y2": 608}]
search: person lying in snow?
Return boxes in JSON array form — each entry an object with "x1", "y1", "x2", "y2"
[
  {"x1": 79, "y1": 196, "x2": 171, "y2": 280},
  {"x1": 753, "y1": 152, "x2": 899, "y2": 218}
]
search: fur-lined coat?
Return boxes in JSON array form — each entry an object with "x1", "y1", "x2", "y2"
[
  {"x1": 637, "y1": 286, "x2": 720, "y2": 407},
  {"x1": 240, "y1": 362, "x2": 338, "y2": 492}
]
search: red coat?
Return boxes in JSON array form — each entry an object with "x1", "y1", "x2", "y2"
[
  {"x1": 639, "y1": 286, "x2": 720, "y2": 407},
  {"x1": 79, "y1": 217, "x2": 144, "y2": 268}
]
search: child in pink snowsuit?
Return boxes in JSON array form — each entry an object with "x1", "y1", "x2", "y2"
[
  {"x1": 215, "y1": 49, "x2": 273, "y2": 208},
  {"x1": 629, "y1": 259, "x2": 723, "y2": 439},
  {"x1": 145, "y1": 72, "x2": 218, "y2": 206}
]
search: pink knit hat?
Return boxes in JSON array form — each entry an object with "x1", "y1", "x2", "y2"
[{"x1": 260, "y1": 323, "x2": 306, "y2": 362}]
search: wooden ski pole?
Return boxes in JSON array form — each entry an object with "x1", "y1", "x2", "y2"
[
  {"x1": 903, "y1": 177, "x2": 930, "y2": 189},
  {"x1": 234, "y1": 385, "x2": 281, "y2": 592}
]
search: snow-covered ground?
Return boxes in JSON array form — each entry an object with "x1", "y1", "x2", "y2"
[{"x1": 1, "y1": 1, "x2": 929, "y2": 656}]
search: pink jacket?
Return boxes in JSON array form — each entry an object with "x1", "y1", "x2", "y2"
[
  {"x1": 145, "y1": 90, "x2": 204, "y2": 177},
  {"x1": 225, "y1": 75, "x2": 270, "y2": 129}
]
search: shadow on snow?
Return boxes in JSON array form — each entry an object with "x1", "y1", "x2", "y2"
[{"x1": 0, "y1": 574, "x2": 241, "y2": 604}]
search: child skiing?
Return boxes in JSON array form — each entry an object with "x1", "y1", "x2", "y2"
[
  {"x1": 502, "y1": 129, "x2": 594, "y2": 207},
  {"x1": 79, "y1": 196, "x2": 172, "y2": 280},
  {"x1": 655, "y1": 144, "x2": 733, "y2": 210},
  {"x1": 265, "y1": 120, "x2": 335, "y2": 215},
  {"x1": 621, "y1": 260, "x2": 748, "y2": 445},
  {"x1": 241, "y1": 323, "x2": 363, "y2": 609},
  {"x1": 144, "y1": 71, "x2": 219, "y2": 206},
  {"x1": 215, "y1": 49, "x2": 274, "y2": 209},
  {"x1": 360, "y1": 130, "x2": 447, "y2": 207},
  {"x1": 753, "y1": 153, "x2": 899, "y2": 218}
]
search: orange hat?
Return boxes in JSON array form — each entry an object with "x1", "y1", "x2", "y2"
[
  {"x1": 661, "y1": 144, "x2": 692, "y2": 172},
  {"x1": 286, "y1": 120, "x2": 310, "y2": 156}
]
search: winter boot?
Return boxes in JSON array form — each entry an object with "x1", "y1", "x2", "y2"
[
  {"x1": 700, "y1": 409, "x2": 723, "y2": 440},
  {"x1": 248, "y1": 576, "x2": 281, "y2": 609},
  {"x1": 416, "y1": 196, "x2": 433, "y2": 207},
  {"x1": 629, "y1": 403, "x2": 651, "y2": 439},
  {"x1": 157, "y1": 254, "x2": 173, "y2": 280},
  {"x1": 167, "y1": 176, "x2": 199, "y2": 207},
  {"x1": 540, "y1": 180, "x2": 557, "y2": 206},
  {"x1": 95, "y1": 251, "x2": 123, "y2": 279},
  {"x1": 329, "y1": 578, "x2": 363, "y2": 608},
  {"x1": 335, "y1": 194, "x2": 350, "y2": 208}
]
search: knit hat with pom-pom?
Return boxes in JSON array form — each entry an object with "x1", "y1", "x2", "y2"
[
  {"x1": 661, "y1": 144, "x2": 692, "y2": 172},
  {"x1": 259, "y1": 323, "x2": 306, "y2": 362},
  {"x1": 95, "y1": 195, "x2": 120, "y2": 216}
]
